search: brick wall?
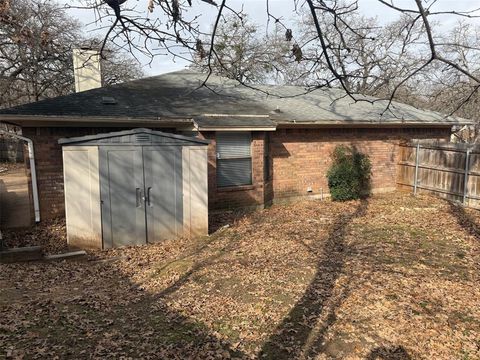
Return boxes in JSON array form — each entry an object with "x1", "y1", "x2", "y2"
[
  {"x1": 22, "y1": 126, "x2": 450, "y2": 220},
  {"x1": 268, "y1": 127, "x2": 451, "y2": 203},
  {"x1": 202, "y1": 127, "x2": 450, "y2": 209},
  {"x1": 22, "y1": 127, "x2": 104, "y2": 219},
  {"x1": 202, "y1": 131, "x2": 266, "y2": 210}
]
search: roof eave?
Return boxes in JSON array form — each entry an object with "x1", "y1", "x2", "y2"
[
  {"x1": 0, "y1": 114, "x2": 196, "y2": 129},
  {"x1": 276, "y1": 120, "x2": 469, "y2": 128},
  {"x1": 196, "y1": 126, "x2": 277, "y2": 131}
]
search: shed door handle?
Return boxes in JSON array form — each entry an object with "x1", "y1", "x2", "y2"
[{"x1": 147, "y1": 187, "x2": 152, "y2": 206}]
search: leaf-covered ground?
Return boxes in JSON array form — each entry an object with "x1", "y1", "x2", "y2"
[
  {"x1": 1, "y1": 193, "x2": 479, "y2": 359},
  {"x1": 2, "y1": 219, "x2": 67, "y2": 254}
]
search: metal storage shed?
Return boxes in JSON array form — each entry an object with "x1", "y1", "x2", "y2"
[{"x1": 58, "y1": 128, "x2": 209, "y2": 249}]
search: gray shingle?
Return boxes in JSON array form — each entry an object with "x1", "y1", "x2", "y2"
[
  {"x1": 0, "y1": 70, "x2": 470, "y2": 126},
  {"x1": 194, "y1": 116, "x2": 276, "y2": 128}
]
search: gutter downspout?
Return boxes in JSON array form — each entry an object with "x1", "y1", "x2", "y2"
[{"x1": 0, "y1": 129, "x2": 40, "y2": 223}]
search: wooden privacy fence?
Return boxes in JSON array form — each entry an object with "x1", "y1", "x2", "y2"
[{"x1": 397, "y1": 141, "x2": 480, "y2": 209}]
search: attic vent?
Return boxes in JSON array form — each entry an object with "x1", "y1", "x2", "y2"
[
  {"x1": 102, "y1": 96, "x2": 117, "y2": 105},
  {"x1": 135, "y1": 133, "x2": 151, "y2": 142}
]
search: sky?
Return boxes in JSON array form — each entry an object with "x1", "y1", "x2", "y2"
[{"x1": 62, "y1": 0, "x2": 480, "y2": 76}]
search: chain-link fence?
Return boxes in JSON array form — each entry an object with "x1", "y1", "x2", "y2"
[{"x1": 0, "y1": 135, "x2": 24, "y2": 163}]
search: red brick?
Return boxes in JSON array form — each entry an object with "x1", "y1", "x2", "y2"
[{"x1": 22, "y1": 126, "x2": 450, "y2": 220}]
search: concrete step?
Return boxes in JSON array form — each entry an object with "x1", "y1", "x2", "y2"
[{"x1": 44, "y1": 251, "x2": 87, "y2": 262}]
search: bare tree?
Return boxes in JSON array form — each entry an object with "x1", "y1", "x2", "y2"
[
  {"x1": 289, "y1": 11, "x2": 427, "y2": 96},
  {"x1": 0, "y1": 0, "x2": 144, "y2": 108},
  {"x1": 404, "y1": 21, "x2": 480, "y2": 141},
  {"x1": 191, "y1": 13, "x2": 271, "y2": 83},
  {"x1": 0, "y1": 0, "x2": 79, "y2": 106},
  {"x1": 190, "y1": 13, "x2": 305, "y2": 84},
  {"x1": 7, "y1": 0, "x2": 480, "y2": 116}
]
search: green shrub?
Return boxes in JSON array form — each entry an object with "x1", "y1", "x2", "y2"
[{"x1": 326, "y1": 145, "x2": 372, "y2": 201}]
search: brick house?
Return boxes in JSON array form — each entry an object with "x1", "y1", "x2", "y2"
[{"x1": 0, "y1": 70, "x2": 469, "y2": 223}]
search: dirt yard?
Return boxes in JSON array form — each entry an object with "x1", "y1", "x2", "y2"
[
  {"x1": 0, "y1": 193, "x2": 479, "y2": 359},
  {"x1": 0, "y1": 163, "x2": 31, "y2": 229}
]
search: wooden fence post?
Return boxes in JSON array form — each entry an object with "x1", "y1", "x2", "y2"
[
  {"x1": 463, "y1": 149, "x2": 471, "y2": 204},
  {"x1": 413, "y1": 142, "x2": 420, "y2": 196}
]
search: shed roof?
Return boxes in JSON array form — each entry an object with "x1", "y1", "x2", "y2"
[
  {"x1": 58, "y1": 128, "x2": 209, "y2": 146},
  {"x1": 0, "y1": 70, "x2": 471, "y2": 128}
]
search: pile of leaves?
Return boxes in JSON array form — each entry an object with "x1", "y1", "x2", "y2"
[
  {"x1": 0, "y1": 193, "x2": 479, "y2": 359},
  {"x1": 2, "y1": 218, "x2": 67, "y2": 254}
]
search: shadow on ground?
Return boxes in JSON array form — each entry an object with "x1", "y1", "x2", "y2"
[
  {"x1": 5, "y1": 194, "x2": 475, "y2": 359},
  {"x1": 366, "y1": 345, "x2": 411, "y2": 360},
  {"x1": 448, "y1": 201, "x2": 480, "y2": 239},
  {"x1": 2, "y1": 200, "x2": 372, "y2": 359},
  {"x1": 259, "y1": 199, "x2": 369, "y2": 359},
  {"x1": 0, "y1": 250, "x2": 248, "y2": 358}
]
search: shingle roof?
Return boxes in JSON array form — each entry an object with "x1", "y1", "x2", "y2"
[
  {"x1": 194, "y1": 115, "x2": 276, "y2": 129},
  {"x1": 0, "y1": 70, "x2": 470, "y2": 127}
]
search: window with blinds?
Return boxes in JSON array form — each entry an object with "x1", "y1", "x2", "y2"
[{"x1": 216, "y1": 132, "x2": 252, "y2": 187}]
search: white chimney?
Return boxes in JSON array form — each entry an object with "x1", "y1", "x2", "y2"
[{"x1": 73, "y1": 48, "x2": 102, "y2": 92}]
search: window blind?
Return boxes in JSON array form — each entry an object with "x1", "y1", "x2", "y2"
[{"x1": 216, "y1": 132, "x2": 252, "y2": 187}]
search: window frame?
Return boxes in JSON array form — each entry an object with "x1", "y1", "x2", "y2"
[{"x1": 216, "y1": 131, "x2": 253, "y2": 188}]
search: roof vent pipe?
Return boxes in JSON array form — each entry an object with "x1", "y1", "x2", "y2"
[
  {"x1": 0, "y1": 129, "x2": 40, "y2": 223},
  {"x1": 73, "y1": 48, "x2": 103, "y2": 93}
]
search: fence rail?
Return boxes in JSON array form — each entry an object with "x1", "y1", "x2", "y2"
[
  {"x1": 397, "y1": 141, "x2": 480, "y2": 209},
  {"x1": 0, "y1": 136, "x2": 23, "y2": 163}
]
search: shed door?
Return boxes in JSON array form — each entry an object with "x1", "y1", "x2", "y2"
[
  {"x1": 143, "y1": 147, "x2": 183, "y2": 243},
  {"x1": 101, "y1": 147, "x2": 147, "y2": 248}
]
